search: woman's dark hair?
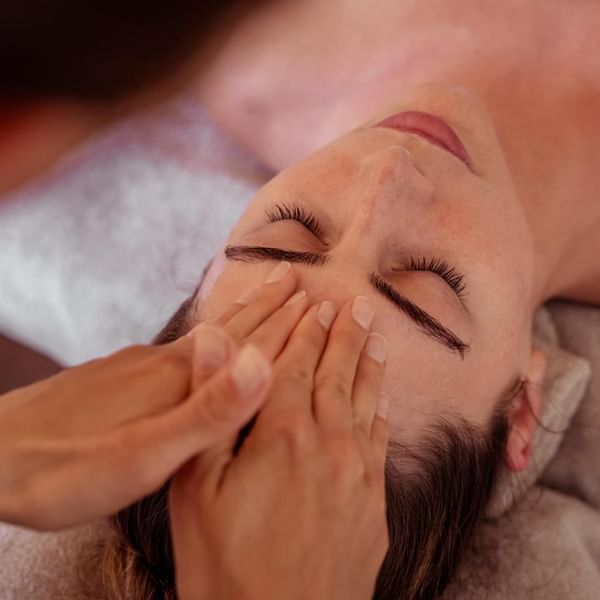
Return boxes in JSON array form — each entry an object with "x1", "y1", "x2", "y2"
[
  {"x1": 99, "y1": 406, "x2": 510, "y2": 600},
  {"x1": 1, "y1": 0, "x2": 261, "y2": 102},
  {"x1": 97, "y1": 295, "x2": 515, "y2": 600},
  {"x1": 375, "y1": 413, "x2": 510, "y2": 599}
]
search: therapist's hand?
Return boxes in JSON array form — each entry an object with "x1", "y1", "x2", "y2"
[
  {"x1": 0, "y1": 262, "x2": 306, "y2": 531},
  {"x1": 170, "y1": 296, "x2": 390, "y2": 600}
]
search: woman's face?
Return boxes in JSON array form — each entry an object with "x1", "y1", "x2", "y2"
[{"x1": 193, "y1": 84, "x2": 536, "y2": 443}]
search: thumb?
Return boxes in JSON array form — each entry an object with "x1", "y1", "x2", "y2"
[
  {"x1": 183, "y1": 323, "x2": 236, "y2": 386},
  {"x1": 114, "y1": 344, "x2": 272, "y2": 500},
  {"x1": 184, "y1": 343, "x2": 271, "y2": 436}
]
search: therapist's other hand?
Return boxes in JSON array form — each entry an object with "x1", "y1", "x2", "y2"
[
  {"x1": 171, "y1": 296, "x2": 390, "y2": 600},
  {"x1": 0, "y1": 262, "x2": 307, "y2": 531}
]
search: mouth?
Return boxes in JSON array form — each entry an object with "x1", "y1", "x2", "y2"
[{"x1": 374, "y1": 111, "x2": 473, "y2": 170}]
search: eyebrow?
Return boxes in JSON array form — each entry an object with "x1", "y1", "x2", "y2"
[{"x1": 225, "y1": 245, "x2": 470, "y2": 358}]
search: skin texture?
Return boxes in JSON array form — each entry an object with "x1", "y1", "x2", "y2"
[{"x1": 185, "y1": 93, "x2": 546, "y2": 465}]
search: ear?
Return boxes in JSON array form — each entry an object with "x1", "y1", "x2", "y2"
[{"x1": 504, "y1": 347, "x2": 547, "y2": 472}]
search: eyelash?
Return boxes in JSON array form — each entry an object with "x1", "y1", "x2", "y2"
[
  {"x1": 265, "y1": 203, "x2": 323, "y2": 238},
  {"x1": 266, "y1": 202, "x2": 467, "y2": 297},
  {"x1": 405, "y1": 257, "x2": 467, "y2": 298}
]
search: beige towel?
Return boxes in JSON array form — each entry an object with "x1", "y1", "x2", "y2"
[
  {"x1": 1, "y1": 301, "x2": 598, "y2": 599},
  {"x1": 443, "y1": 301, "x2": 600, "y2": 599}
]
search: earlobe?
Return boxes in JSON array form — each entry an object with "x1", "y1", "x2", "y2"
[{"x1": 504, "y1": 348, "x2": 546, "y2": 472}]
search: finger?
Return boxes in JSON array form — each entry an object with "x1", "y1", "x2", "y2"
[
  {"x1": 262, "y1": 301, "x2": 336, "y2": 416},
  {"x1": 244, "y1": 290, "x2": 309, "y2": 360},
  {"x1": 371, "y1": 412, "x2": 390, "y2": 472},
  {"x1": 313, "y1": 297, "x2": 375, "y2": 431},
  {"x1": 64, "y1": 343, "x2": 193, "y2": 429},
  {"x1": 214, "y1": 262, "x2": 296, "y2": 338},
  {"x1": 352, "y1": 333, "x2": 388, "y2": 436},
  {"x1": 186, "y1": 324, "x2": 237, "y2": 386},
  {"x1": 99, "y1": 344, "x2": 272, "y2": 509},
  {"x1": 110, "y1": 326, "x2": 231, "y2": 417}
]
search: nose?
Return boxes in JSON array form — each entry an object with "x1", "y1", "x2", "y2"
[
  {"x1": 351, "y1": 144, "x2": 434, "y2": 236},
  {"x1": 359, "y1": 144, "x2": 434, "y2": 203}
]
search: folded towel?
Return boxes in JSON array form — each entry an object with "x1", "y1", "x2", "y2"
[
  {"x1": 441, "y1": 301, "x2": 600, "y2": 600},
  {"x1": 0, "y1": 94, "x2": 268, "y2": 365}
]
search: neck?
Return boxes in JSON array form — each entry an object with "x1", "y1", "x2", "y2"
[{"x1": 474, "y1": 70, "x2": 600, "y2": 307}]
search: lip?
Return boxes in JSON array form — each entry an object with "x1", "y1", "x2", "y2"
[{"x1": 374, "y1": 111, "x2": 473, "y2": 170}]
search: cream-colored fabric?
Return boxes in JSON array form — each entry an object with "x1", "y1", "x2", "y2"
[
  {"x1": 442, "y1": 301, "x2": 600, "y2": 599},
  {"x1": 1, "y1": 301, "x2": 598, "y2": 599},
  {"x1": 0, "y1": 520, "x2": 109, "y2": 599},
  {"x1": 485, "y1": 306, "x2": 591, "y2": 518},
  {"x1": 444, "y1": 489, "x2": 600, "y2": 600}
]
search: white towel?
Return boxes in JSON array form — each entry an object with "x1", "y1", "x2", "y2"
[{"x1": 0, "y1": 93, "x2": 269, "y2": 365}]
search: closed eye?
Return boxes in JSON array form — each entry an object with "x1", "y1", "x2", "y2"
[
  {"x1": 265, "y1": 202, "x2": 324, "y2": 240},
  {"x1": 266, "y1": 201, "x2": 468, "y2": 302},
  {"x1": 224, "y1": 243, "x2": 471, "y2": 358},
  {"x1": 404, "y1": 256, "x2": 467, "y2": 298}
]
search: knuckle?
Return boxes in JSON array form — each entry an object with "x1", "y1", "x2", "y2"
[
  {"x1": 266, "y1": 410, "x2": 314, "y2": 455},
  {"x1": 324, "y1": 434, "x2": 364, "y2": 480},
  {"x1": 223, "y1": 320, "x2": 245, "y2": 342},
  {"x1": 315, "y1": 370, "x2": 352, "y2": 398},
  {"x1": 277, "y1": 360, "x2": 315, "y2": 387},
  {"x1": 334, "y1": 317, "x2": 362, "y2": 344},
  {"x1": 151, "y1": 350, "x2": 191, "y2": 382},
  {"x1": 196, "y1": 385, "x2": 238, "y2": 429},
  {"x1": 352, "y1": 414, "x2": 371, "y2": 436},
  {"x1": 358, "y1": 359, "x2": 383, "y2": 388},
  {"x1": 291, "y1": 316, "x2": 326, "y2": 355}
]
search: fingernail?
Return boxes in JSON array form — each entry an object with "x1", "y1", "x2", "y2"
[
  {"x1": 235, "y1": 287, "x2": 260, "y2": 305},
  {"x1": 364, "y1": 333, "x2": 388, "y2": 365},
  {"x1": 284, "y1": 290, "x2": 307, "y2": 307},
  {"x1": 318, "y1": 301, "x2": 336, "y2": 330},
  {"x1": 376, "y1": 392, "x2": 390, "y2": 420},
  {"x1": 231, "y1": 345, "x2": 271, "y2": 396},
  {"x1": 352, "y1": 296, "x2": 375, "y2": 330},
  {"x1": 265, "y1": 261, "x2": 291, "y2": 284},
  {"x1": 192, "y1": 327, "x2": 229, "y2": 371}
]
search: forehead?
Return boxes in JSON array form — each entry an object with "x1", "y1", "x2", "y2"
[{"x1": 255, "y1": 128, "x2": 530, "y2": 276}]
